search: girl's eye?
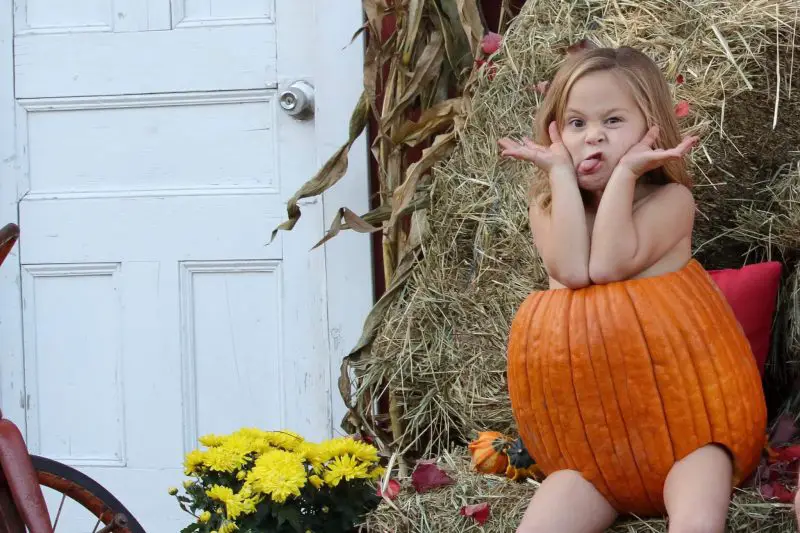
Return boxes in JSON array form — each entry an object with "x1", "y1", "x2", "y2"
[
  {"x1": 568, "y1": 119, "x2": 584, "y2": 128},
  {"x1": 607, "y1": 117, "x2": 622, "y2": 124}
]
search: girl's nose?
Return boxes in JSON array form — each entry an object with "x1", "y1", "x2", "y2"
[{"x1": 586, "y1": 126, "x2": 606, "y2": 145}]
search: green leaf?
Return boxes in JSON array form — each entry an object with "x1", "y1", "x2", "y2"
[
  {"x1": 180, "y1": 523, "x2": 202, "y2": 533},
  {"x1": 280, "y1": 506, "x2": 304, "y2": 532}
]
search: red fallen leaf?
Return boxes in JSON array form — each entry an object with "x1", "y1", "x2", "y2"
[
  {"x1": 674, "y1": 100, "x2": 690, "y2": 118},
  {"x1": 481, "y1": 32, "x2": 502, "y2": 55},
  {"x1": 377, "y1": 478, "x2": 401, "y2": 500},
  {"x1": 460, "y1": 502, "x2": 491, "y2": 524},
  {"x1": 761, "y1": 481, "x2": 796, "y2": 502},
  {"x1": 775, "y1": 445, "x2": 800, "y2": 462},
  {"x1": 676, "y1": 74, "x2": 685, "y2": 85},
  {"x1": 411, "y1": 461, "x2": 454, "y2": 493}
]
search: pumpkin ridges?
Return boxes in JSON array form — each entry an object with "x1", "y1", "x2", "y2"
[
  {"x1": 512, "y1": 290, "x2": 563, "y2": 470},
  {"x1": 604, "y1": 285, "x2": 673, "y2": 506},
  {"x1": 639, "y1": 278, "x2": 708, "y2": 453},
  {"x1": 660, "y1": 269, "x2": 732, "y2": 454},
  {"x1": 524, "y1": 290, "x2": 566, "y2": 470},
  {"x1": 507, "y1": 259, "x2": 767, "y2": 516},
  {"x1": 584, "y1": 286, "x2": 651, "y2": 511},
  {"x1": 592, "y1": 287, "x2": 660, "y2": 512},
  {"x1": 508, "y1": 291, "x2": 554, "y2": 469},
  {"x1": 693, "y1": 263, "x2": 766, "y2": 436},
  {"x1": 681, "y1": 267, "x2": 750, "y2": 464},
  {"x1": 720, "y1": 313, "x2": 768, "y2": 475},
  {"x1": 625, "y1": 281, "x2": 698, "y2": 461},
  {"x1": 541, "y1": 290, "x2": 580, "y2": 472},
  {"x1": 649, "y1": 271, "x2": 715, "y2": 449},
  {"x1": 545, "y1": 289, "x2": 617, "y2": 506},
  {"x1": 684, "y1": 265, "x2": 766, "y2": 476},
  {"x1": 673, "y1": 268, "x2": 743, "y2": 457},
  {"x1": 567, "y1": 288, "x2": 626, "y2": 509},
  {"x1": 507, "y1": 290, "x2": 538, "y2": 435}
]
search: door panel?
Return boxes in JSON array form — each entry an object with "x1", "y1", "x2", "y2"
[{"x1": 7, "y1": 1, "x2": 336, "y2": 530}]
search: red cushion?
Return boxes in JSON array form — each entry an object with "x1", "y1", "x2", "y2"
[{"x1": 707, "y1": 261, "x2": 782, "y2": 377}]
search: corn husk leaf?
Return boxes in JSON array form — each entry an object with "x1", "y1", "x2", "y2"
[{"x1": 269, "y1": 92, "x2": 370, "y2": 243}]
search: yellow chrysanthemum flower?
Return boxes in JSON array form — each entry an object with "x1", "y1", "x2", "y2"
[
  {"x1": 203, "y1": 443, "x2": 251, "y2": 474},
  {"x1": 220, "y1": 428, "x2": 273, "y2": 455},
  {"x1": 184, "y1": 449, "x2": 206, "y2": 475},
  {"x1": 316, "y1": 438, "x2": 378, "y2": 464},
  {"x1": 219, "y1": 522, "x2": 238, "y2": 533},
  {"x1": 183, "y1": 480, "x2": 194, "y2": 489},
  {"x1": 198, "y1": 511, "x2": 211, "y2": 523},
  {"x1": 323, "y1": 454, "x2": 371, "y2": 487},
  {"x1": 167, "y1": 487, "x2": 178, "y2": 496},
  {"x1": 225, "y1": 486, "x2": 259, "y2": 520},
  {"x1": 298, "y1": 442, "x2": 323, "y2": 466},
  {"x1": 308, "y1": 475, "x2": 324, "y2": 489},
  {"x1": 199, "y1": 433, "x2": 227, "y2": 447},
  {"x1": 206, "y1": 485, "x2": 259, "y2": 520},
  {"x1": 264, "y1": 430, "x2": 304, "y2": 451},
  {"x1": 207, "y1": 485, "x2": 235, "y2": 504},
  {"x1": 246, "y1": 449, "x2": 307, "y2": 503},
  {"x1": 231, "y1": 427, "x2": 269, "y2": 440},
  {"x1": 223, "y1": 433, "x2": 257, "y2": 453},
  {"x1": 368, "y1": 466, "x2": 386, "y2": 480}
]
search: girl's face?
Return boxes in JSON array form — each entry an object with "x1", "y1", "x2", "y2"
[{"x1": 559, "y1": 69, "x2": 649, "y2": 192}]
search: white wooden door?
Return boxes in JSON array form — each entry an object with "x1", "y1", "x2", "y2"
[{"x1": 0, "y1": 1, "x2": 371, "y2": 531}]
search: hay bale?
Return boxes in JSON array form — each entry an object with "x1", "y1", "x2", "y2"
[
  {"x1": 732, "y1": 161, "x2": 800, "y2": 410},
  {"x1": 353, "y1": 0, "x2": 800, "y2": 460},
  {"x1": 361, "y1": 449, "x2": 797, "y2": 533}
]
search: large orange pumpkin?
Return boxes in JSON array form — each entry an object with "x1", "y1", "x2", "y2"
[{"x1": 506, "y1": 259, "x2": 767, "y2": 516}]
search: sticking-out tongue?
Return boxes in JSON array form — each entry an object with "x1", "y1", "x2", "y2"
[{"x1": 578, "y1": 156, "x2": 602, "y2": 174}]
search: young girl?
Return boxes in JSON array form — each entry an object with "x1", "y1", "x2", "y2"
[{"x1": 498, "y1": 47, "x2": 767, "y2": 533}]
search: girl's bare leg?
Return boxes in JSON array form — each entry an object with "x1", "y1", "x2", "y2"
[
  {"x1": 516, "y1": 470, "x2": 618, "y2": 533},
  {"x1": 663, "y1": 445, "x2": 733, "y2": 533}
]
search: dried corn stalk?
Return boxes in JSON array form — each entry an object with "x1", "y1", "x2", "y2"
[{"x1": 271, "y1": 0, "x2": 513, "y2": 468}]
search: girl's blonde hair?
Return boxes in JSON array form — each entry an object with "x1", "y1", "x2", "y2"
[{"x1": 529, "y1": 46, "x2": 692, "y2": 210}]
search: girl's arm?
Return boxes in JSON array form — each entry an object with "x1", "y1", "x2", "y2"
[
  {"x1": 589, "y1": 125, "x2": 697, "y2": 284},
  {"x1": 588, "y1": 166, "x2": 694, "y2": 284},
  {"x1": 499, "y1": 121, "x2": 591, "y2": 289},
  {"x1": 529, "y1": 168, "x2": 591, "y2": 288}
]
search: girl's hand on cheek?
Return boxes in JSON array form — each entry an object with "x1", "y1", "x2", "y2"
[
  {"x1": 498, "y1": 121, "x2": 575, "y2": 178},
  {"x1": 617, "y1": 125, "x2": 698, "y2": 178}
]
